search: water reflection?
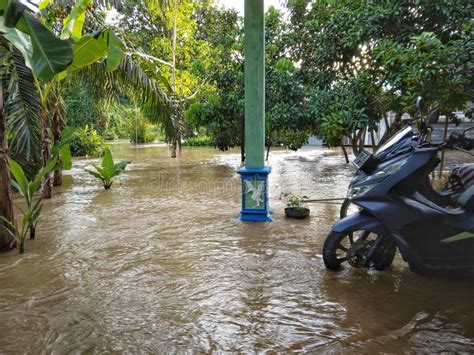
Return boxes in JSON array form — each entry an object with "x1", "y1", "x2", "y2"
[{"x1": 0, "y1": 144, "x2": 472, "y2": 352}]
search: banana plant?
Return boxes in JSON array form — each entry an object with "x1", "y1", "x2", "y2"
[
  {"x1": 8, "y1": 157, "x2": 57, "y2": 244},
  {"x1": 85, "y1": 148, "x2": 131, "y2": 189},
  {"x1": 0, "y1": 213, "x2": 28, "y2": 254},
  {"x1": 5, "y1": 130, "x2": 73, "y2": 247},
  {"x1": 1, "y1": 147, "x2": 61, "y2": 253},
  {"x1": 0, "y1": 0, "x2": 128, "y2": 198}
]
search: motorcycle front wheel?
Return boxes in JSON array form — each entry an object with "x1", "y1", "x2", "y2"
[{"x1": 323, "y1": 230, "x2": 397, "y2": 271}]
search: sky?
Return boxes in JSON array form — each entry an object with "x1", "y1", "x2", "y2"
[{"x1": 216, "y1": 0, "x2": 285, "y2": 14}]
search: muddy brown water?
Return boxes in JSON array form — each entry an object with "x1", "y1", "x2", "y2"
[{"x1": 0, "y1": 145, "x2": 473, "y2": 353}]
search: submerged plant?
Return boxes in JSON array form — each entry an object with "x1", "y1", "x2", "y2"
[
  {"x1": 3, "y1": 134, "x2": 73, "y2": 251},
  {"x1": 69, "y1": 125, "x2": 104, "y2": 157},
  {"x1": 85, "y1": 148, "x2": 131, "y2": 189},
  {"x1": 9, "y1": 158, "x2": 58, "y2": 241},
  {"x1": 0, "y1": 216, "x2": 29, "y2": 254}
]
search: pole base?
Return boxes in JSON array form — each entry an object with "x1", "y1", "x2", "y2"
[
  {"x1": 237, "y1": 166, "x2": 271, "y2": 222},
  {"x1": 238, "y1": 211, "x2": 272, "y2": 222}
]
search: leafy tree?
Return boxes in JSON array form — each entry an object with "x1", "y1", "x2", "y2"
[
  {"x1": 286, "y1": 0, "x2": 474, "y2": 155},
  {"x1": 62, "y1": 80, "x2": 109, "y2": 131},
  {"x1": 265, "y1": 7, "x2": 312, "y2": 156},
  {"x1": 186, "y1": 4, "x2": 245, "y2": 160},
  {"x1": 190, "y1": 5, "x2": 320, "y2": 161},
  {"x1": 115, "y1": 0, "x2": 213, "y2": 156},
  {"x1": 0, "y1": 45, "x2": 16, "y2": 251},
  {"x1": 0, "y1": 0, "x2": 176, "y2": 250},
  {"x1": 0, "y1": 0, "x2": 72, "y2": 249}
]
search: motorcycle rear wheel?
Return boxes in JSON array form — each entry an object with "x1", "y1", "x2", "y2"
[{"x1": 323, "y1": 230, "x2": 396, "y2": 271}]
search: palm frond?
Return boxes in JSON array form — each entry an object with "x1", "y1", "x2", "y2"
[
  {"x1": 46, "y1": 0, "x2": 124, "y2": 10},
  {"x1": 74, "y1": 54, "x2": 181, "y2": 141},
  {"x1": 6, "y1": 48, "x2": 42, "y2": 159}
]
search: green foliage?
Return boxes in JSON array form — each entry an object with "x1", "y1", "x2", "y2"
[
  {"x1": 129, "y1": 115, "x2": 158, "y2": 144},
  {"x1": 283, "y1": 192, "x2": 307, "y2": 211},
  {"x1": 0, "y1": 1, "x2": 74, "y2": 82},
  {"x1": 0, "y1": 215, "x2": 28, "y2": 254},
  {"x1": 85, "y1": 147, "x2": 131, "y2": 189},
  {"x1": 2, "y1": 128, "x2": 72, "y2": 252},
  {"x1": 63, "y1": 81, "x2": 109, "y2": 130},
  {"x1": 0, "y1": 43, "x2": 42, "y2": 179},
  {"x1": 4, "y1": 48, "x2": 42, "y2": 162},
  {"x1": 373, "y1": 30, "x2": 473, "y2": 118},
  {"x1": 69, "y1": 125, "x2": 104, "y2": 157},
  {"x1": 264, "y1": 7, "x2": 313, "y2": 151},
  {"x1": 187, "y1": 5, "x2": 244, "y2": 152},
  {"x1": 51, "y1": 127, "x2": 76, "y2": 170},
  {"x1": 286, "y1": 0, "x2": 474, "y2": 149},
  {"x1": 107, "y1": 103, "x2": 133, "y2": 139},
  {"x1": 5, "y1": 156, "x2": 57, "y2": 252},
  {"x1": 103, "y1": 129, "x2": 118, "y2": 141},
  {"x1": 182, "y1": 135, "x2": 212, "y2": 147}
]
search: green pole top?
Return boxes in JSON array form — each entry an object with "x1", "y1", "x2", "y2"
[{"x1": 244, "y1": 0, "x2": 265, "y2": 169}]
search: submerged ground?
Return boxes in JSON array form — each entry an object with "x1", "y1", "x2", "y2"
[{"x1": 0, "y1": 144, "x2": 473, "y2": 352}]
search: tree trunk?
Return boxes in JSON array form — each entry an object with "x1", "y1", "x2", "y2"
[
  {"x1": 170, "y1": 139, "x2": 177, "y2": 158},
  {"x1": 351, "y1": 132, "x2": 358, "y2": 156},
  {"x1": 41, "y1": 106, "x2": 52, "y2": 198},
  {"x1": 265, "y1": 133, "x2": 271, "y2": 161},
  {"x1": 351, "y1": 129, "x2": 365, "y2": 156},
  {"x1": 52, "y1": 103, "x2": 62, "y2": 186},
  {"x1": 171, "y1": 0, "x2": 177, "y2": 94},
  {"x1": 169, "y1": 1, "x2": 179, "y2": 160},
  {"x1": 0, "y1": 86, "x2": 15, "y2": 251},
  {"x1": 370, "y1": 130, "x2": 377, "y2": 153},
  {"x1": 438, "y1": 117, "x2": 450, "y2": 179},
  {"x1": 358, "y1": 128, "x2": 366, "y2": 153},
  {"x1": 341, "y1": 138, "x2": 349, "y2": 164}
]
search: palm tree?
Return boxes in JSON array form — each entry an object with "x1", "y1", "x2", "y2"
[
  {"x1": 0, "y1": 0, "x2": 179, "y2": 250},
  {"x1": 76, "y1": 52, "x2": 180, "y2": 144},
  {"x1": 0, "y1": 40, "x2": 42, "y2": 251},
  {"x1": 0, "y1": 46, "x2": 14, "y2": 251}
]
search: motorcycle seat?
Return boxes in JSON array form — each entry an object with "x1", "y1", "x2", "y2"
[{"x1": 457, "y1": 185, "x2": 474, "y2": 212}]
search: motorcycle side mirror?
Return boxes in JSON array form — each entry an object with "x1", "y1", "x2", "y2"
[
  {"x1": 416, "y1": 96, "x2": 425, "y2": 114},
  {"x1": 428, "y1": 108, "x2": 439, "y2": 124}
]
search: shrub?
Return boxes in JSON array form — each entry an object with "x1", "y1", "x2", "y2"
[
  {"x1": 104, "y1": 129, "x2": 119, "y2": 141},
  {"x1": 129, "y1": 117, "x2": 157, "y2": 144},
  {"x1": 182, "y1": 136, "x2": 213, "y2": 147},
  {"x1": 108, "y1": 104, "x2": 132, "y2": 139},
  {"x1": 70, "y1": 125, "x2": 104, "y2": 157}
]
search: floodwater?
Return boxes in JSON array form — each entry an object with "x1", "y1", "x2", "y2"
[{"x1": 0, "y1": 144, "x2": 473, "y2": 353}]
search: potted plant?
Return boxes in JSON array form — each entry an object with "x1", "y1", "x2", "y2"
[{"x1": 283, "y1": 193, "x2": 310, "y2": 219}]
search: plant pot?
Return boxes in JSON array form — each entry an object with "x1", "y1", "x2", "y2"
[{"x1": 285, "y1": 207, "x2": 310, "y2": 219}]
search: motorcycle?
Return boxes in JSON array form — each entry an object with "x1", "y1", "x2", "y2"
[{"x1": 323, "y1": 99, "x2": 474, "y2": 276}]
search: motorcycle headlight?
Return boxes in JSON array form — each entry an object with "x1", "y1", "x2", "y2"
[
  {"x1": 347, "y1": 183, "x2": 378, "y2": 199},
  {"x1": 367, "y1": 158, "x2": 408, "y2": 181},
  {"x1": 347, "y1": 158, "x2": 408, "y2": 199}
]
